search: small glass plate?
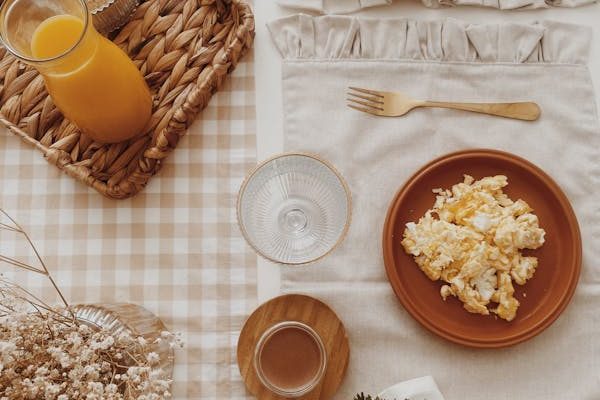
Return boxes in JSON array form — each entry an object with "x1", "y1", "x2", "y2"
[{"x1": 72, "y1": 303, "x2": 174, "y2": 379}]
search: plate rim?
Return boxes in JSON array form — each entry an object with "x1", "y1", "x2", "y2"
[{"x1": 382, "y1": 148, "x2": 582, "y2": 348}]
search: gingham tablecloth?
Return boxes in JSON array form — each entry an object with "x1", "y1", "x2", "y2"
[{"x1": 0, "y1": 55, "x2": 257, "y2": 399}]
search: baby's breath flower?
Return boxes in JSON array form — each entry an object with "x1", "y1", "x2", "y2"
[
  {"x1": 0, "y1": 293, "x2": 179, "y2": 399},
  {"x1": 146, "y1": 352, "x2": 160, "y2": 365}
]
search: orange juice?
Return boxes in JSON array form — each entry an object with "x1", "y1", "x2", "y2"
[{"x1": 30, "y1": 15, "x2": 152, "y2": 143}]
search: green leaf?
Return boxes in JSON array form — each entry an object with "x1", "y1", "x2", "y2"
[
  {"x1": 354, "y1": 393, "x2": 385, "y2": 400},
  {"x1": 354, "y1": 393, "x2": 411, "y2": 400}
]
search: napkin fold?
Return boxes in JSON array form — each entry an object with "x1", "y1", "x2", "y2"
[
  {"x1": 379, "y1": 376, "x2": 445, "y2": 400},
  {"x1": 277, "y1": 0, "x2": 391, "y2": 14}
]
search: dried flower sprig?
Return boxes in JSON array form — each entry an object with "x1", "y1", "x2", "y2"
[
  {"x1": 0, "y1": 276, "x2": 74, "y2": 326},
  {"x1": 0, "y1": 208, "x2": 71, "y2": 312}
]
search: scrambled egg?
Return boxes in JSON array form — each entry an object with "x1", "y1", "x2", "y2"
[{"x1": 401, "y1": 175, "x2": 546, "y2": 321}]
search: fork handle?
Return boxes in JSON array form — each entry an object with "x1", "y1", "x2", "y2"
[{"x1": 421, "y1": 101, "x2": 541, "y2": 121}]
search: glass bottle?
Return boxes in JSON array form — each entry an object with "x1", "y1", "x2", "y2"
[{"x1": 0, "y1": 0, "x2": 152, "y2": 143}]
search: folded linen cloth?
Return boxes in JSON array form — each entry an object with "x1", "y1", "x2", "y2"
[
  {"x1": 277, "y1": 0, "x2": 594, "y2": 12},
  {"x1": 268, "y1": 15, "x2": 600, "y2": 400},
  {"x1": 379, "y1": 376, "x2": 445, "y2": 400},
  {"x1": 422, "y1": 0, "x2": 596, "y2": 9}
]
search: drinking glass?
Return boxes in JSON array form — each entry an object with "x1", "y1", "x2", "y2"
[
  {"x1": 253, "y1": 321, "x2": 327, "y2": 397},
  {"x1": 0, "y1": 0, "x2": 152, "y2": 143},
  {"x1": 237, "y1": 153, "x2": 351, "y2": 265}
]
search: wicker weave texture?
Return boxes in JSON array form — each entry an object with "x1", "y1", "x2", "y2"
[{"x1": 0, "y1": 0, "x2": 254, "y2": 199}]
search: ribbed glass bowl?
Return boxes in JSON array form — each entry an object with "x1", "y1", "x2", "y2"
[
  {"x1": 72, "y1": 303, "x2": 174, "y2": 395},
  {"x1": 237, "y1": 153, "x2": 351, "y2": 265}
]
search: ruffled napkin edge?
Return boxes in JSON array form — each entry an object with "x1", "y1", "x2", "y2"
[
  {"x1": 276, "y1": 0, "x2": 596, "y2": 12},
  {"x1": 277, "y1": 0, "x2": 392, "y2": 14},
  {"x1": 268, "y1": 15, "x2": 592, "y2": 65},
  {"x1": 423, "y1": 0, "x2": 596, "y2": 10}
]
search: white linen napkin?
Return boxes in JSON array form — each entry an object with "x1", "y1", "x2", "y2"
[
  {"x1": 379, "y1": 376, "x2": 445, "y2": 400},
  {"x1": 269, "y1": 15, "x2": 600, "y2": 400}
]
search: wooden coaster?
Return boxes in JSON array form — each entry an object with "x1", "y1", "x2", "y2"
[{"x1": 237, "y1": 294, "x2": 350, "y2": 400}]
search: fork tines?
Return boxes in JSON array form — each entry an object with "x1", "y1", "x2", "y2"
[{"x1": 347, "y1": 87, "x2": 384, "y2": 116}]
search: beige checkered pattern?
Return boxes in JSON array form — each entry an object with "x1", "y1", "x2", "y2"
[{"x1": 0, "y1": 54, "x2": 257, "y2": 399}]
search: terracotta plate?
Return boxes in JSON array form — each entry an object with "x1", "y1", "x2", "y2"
[{"x1": 383, "y1": 149, "x2": 582, "y2": 348}]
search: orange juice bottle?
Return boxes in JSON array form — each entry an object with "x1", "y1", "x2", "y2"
[{"x1": 0, "y1": 0, "x2": 152, "y2": 143}]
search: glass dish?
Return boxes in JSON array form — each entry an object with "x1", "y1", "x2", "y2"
[{"x1": 237, "y1": 153, "x2": 351, "y2": 265}]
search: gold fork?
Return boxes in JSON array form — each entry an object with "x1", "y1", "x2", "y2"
[{"x1": 347, "y1": 87, "x2": 541, "y2": 121}]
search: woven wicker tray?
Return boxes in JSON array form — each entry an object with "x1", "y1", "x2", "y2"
[{"x1": 0, "y1": 0, "x2": 254, "y2": 199}]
